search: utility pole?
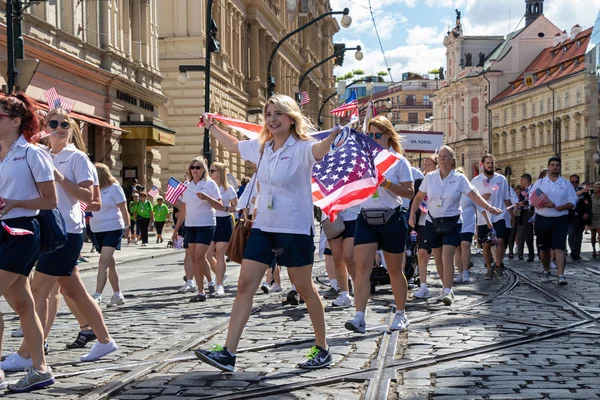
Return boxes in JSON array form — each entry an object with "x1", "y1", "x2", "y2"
[{"x1": 6, "y1": 0, "x2": 16, "y2": 93}]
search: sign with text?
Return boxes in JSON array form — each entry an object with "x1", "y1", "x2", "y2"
[{"x1": 399, "y1": 131, "x2": 444, "y2": 153}]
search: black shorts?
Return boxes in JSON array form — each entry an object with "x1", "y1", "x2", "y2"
[
  {"x1": 93, "y1": 229, "x2": 124, "y2": 253},
  {"x1": 37, "y1": 233, "x2": 84, "y2": 277},
  {"x1": 332, "y1": 220, "x2": 357, "y2": 241},
  {"x1": 155, "y1": 221, "x2": 166, "y2": 234},
  {"x1": 461, "y1": 232, "x2": 474, "y2": 244},
  {"x1": 0, "y1": 217, "x2": 40, "y2": 276},
  {"x1": 417, "y1": 225, "x2": 431, "y2": 253},
  {"x1": 425, "y1": 221, "x2": 462, "y2": 248},
  {"x1": 354, "y1": 209, "x2": 407, "y2": 254},
  {"x1": 323, "y1": 247, "x2": 332, "y2": 256},
  {"x1": 185, "y1": 226, "x2": 215, "y2": 246},
  {"x1": 535, "y1": 215, "x2": 569, "y2": 251},
  {"x1": 243, "y1": 228, "x2": 315, "y2": 268},
  {"x1": 213, "y1": 216, "x2": 233, "y2": 243},
  {"x1": 477, "y1": 220, "x2": 507, "y2": 244}
]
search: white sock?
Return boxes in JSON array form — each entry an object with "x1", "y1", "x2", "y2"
[
  {"x1": 208, "y1": 281, "x2": 215, "y2": 287},
  {"x1": 80, "y1": 340, "x2": 118, "y2": 362},
  {"x1": 330, "y1": 279, "x2": 338, "y2": 290},
  {"x1": 262, "y1": 281, "x2": 269, "y2": 286},
  {"x1": 114, "y1": 291, "x2": 121, "y2": 297},
  {"x1": 420, "y1": 283, "x2": 427, "y2": 289},
  {"x1": 93, "y1": 292, "x2": 102, "y2": 297},
  {"x1": 341, "y1": 291, "x2": 349, "y2": 297},
  {"x1": 355, "y1": 311, "x2": 365, "y2": 321},
  {"x1": 443, "y1": 288, "x2": 451, "y2": 294},
  {"x1": 395, "y1": 310, "x2": 405, "y2": 317},
  {"x1": 187, "y1": 279, "x2": 194, "y2": 285},
  {"x1": 291, "y1": 284, "x2": 296, "y2": 291}
]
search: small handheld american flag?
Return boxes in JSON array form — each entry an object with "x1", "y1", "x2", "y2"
[
  {"x1": 148, "y1": 186, "x2": 159, "y2": 198},
  {"x1": 528, "y1": 188, "x2": 550, "y2": 209},
  {"x1": 79, "y1": 202, "x2": 88, "y2": 212},
  {"x1": 330, "y1": 90, "x2": 358, "y2": 117},
  {"x1": 165, "y1": 178, "x2": 187, "y2": 204},
  {"x1": 299, "y1": 91, "x2": 310, "y2": 106}
]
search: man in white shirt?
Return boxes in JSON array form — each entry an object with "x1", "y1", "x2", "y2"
[
  {"x1": 531, "y1": 157, "x2": 577, "y2": 285},
  {"x1": 471, "y1": 154, "x2": 514, "y2": 279}
]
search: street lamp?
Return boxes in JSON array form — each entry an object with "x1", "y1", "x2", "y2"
[
  {"x1": 267, "y1": 8, "x2": 351, "y2": 97},
  {"x1": 297, "y1": 45, "x2": 362, "y2": 94},
  {"x1": 366, "y1": 81, "x2": 375, "y2": 91}
]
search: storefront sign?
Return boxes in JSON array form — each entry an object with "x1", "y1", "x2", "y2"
[{"x1": 117, "y1": 90, "x2": 155, "y2": 112}]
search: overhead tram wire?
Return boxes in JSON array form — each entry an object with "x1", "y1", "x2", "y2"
[{"x1": 367, "y1": 0, "x2": 394, "y2": 85}]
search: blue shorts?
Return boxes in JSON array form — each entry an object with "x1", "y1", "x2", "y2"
[
  {"x1": 213, "y1": 216, "x2": 233, "y2": 243},
  {"x1": 461, "y1": 232, "x2": 474, "y2": 244},
  {"x1": 0, "y1": 217, "x2": 40, "y2": 276},
  {"x1": 477, "y1": 220, "x2": 507, "y2": 243},
  {"x1": 354, "y1": 209, "x2": 407, "y2": 254},
  {"x1": 417, "y1": 225, "x2": 431, "y2": 253},
  {"x1": 426, "y1": 221, "x2": 462, "y2": 248},
  {"x1": 37, "y1": 233, "x2": 84, "y2": 277},
  {"x1": 333, "y1": 220, "x2": 357, "y2": 241},
  {"x1": 93, "y1": 229, "x2": 124, "y2": 253},
  {"x1": 185, "y1": 226, "x2": 215, "y2": 246},
  {"x1": 243, "y1": 228, "x2": 315, "y2": 268},
  {"x1": 535, "y1": 215, "x2": 568, "y2": 251}
]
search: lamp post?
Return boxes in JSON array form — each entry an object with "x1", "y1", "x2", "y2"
[
  {"x1": 267, "y1": 8, "x2": 351, "y2": 97},
  {"x1": 297, "y1": 46, "x2": 362, "y2": 94}
]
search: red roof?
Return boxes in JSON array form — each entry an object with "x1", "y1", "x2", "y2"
[{"x1": 492, "y1": 27, "x2": 592, "y2": 103}]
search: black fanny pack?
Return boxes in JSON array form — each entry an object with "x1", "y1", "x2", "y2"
[
  {"x1": 361, "y1": 208, "x2": 399, "y2": 226},
  {"x1": 429, "y1": 212, "x2": 460, "y2": 235}
]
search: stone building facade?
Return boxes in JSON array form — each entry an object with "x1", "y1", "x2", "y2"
[{"x1": 158, "y1": 0, "x2": 340, "y2": 184}]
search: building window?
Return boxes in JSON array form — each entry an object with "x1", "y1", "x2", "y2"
[
  {"x1": 503, "y1": 110, "x2": 507, "y2": 125},
  {"x1": 406, "y1": 95, "x2": 416, "y2": 106},
  {"x1": 532, "y1": 102, "x2": 536, "y2": 117},
  {"x1": 511, "y1": 106, "x2": 516, "y2": 122},
  {"x1": 408, "y1": 113, "x2": 419, "y2": 123},
  {"x1": 423, "y1": 95, "x2": 431, "y2": 105},
  {"x1": 540, "y1": 99, "x2": 544, "y2": 114},
  {"x1": 426, "y1": 112, "x2": 433, "y2": 119},
  {"x1": 461, "y1": 153, "x2": 465, "y2": 166},
  {"x1": 575, "y1": 121, "x2": 581, "y2": 139},
  {"x1": 565, "y1": 92, "x2": 570, "y2": 108},
  {"x1": 547, "y1": 97, "x2": 552, "y2": 113},
  {"x1": 522, "y1": 104, "x2": 527, "y2": 119},
  {"x1": 557, "y1": 96, "x2": 561, "y2": 109},
  {"x1": 576, "y1": 89, "x2": 582, "y2": 104}
]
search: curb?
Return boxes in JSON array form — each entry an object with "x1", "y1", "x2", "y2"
[{"x1": 77, "y1": 248, "x2": 182, "y2": 273}]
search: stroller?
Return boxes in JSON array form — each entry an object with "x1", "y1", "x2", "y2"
[{"x1": 369, "y1": 227, "x2": 418, "y2": 293}]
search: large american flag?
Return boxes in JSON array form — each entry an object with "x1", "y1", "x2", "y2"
[
  {"x1": 330, "y1": 90, "x2": 358, "y2": 117},
  {"x1": 529, "y1": 188, "x2": 550, "y2": 209},
  {"x1": 165, "y1": 177, "x2": 187, "y2": 204},
  {"x1": 312, "y1": 128, "x2": 399, "y2": 220},
  {"x1": 299, "y1": 91, "x2": 310, "y2": 106}
]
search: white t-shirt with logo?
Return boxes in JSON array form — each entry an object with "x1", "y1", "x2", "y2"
[
  {"x1": 90, "y1": 184, "x2": 127, "y2": 232},
  {"x1": 181, "y1": 178, "x2": 220, "y2": 227},
  {"x1": 471, "y1": 173, "x2": 510, "y2": 225},
  {"x1": 361, "y1": 149, "x2": 413, "y2": 210},
  {"x1": 460, "y1": 194, "x2": 477, "y2": 234},
  {"x1": 419, "y1": 169, "x2": 476, "y2": 223},
  {"x1": 532, "y1": 176, "x2": 578, "y2": 217},
  {"x1": 215, "y1": 185, "x2": 238, "y2": 218}
]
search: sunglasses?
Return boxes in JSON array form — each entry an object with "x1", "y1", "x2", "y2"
[
  {"x1": 571, "y1": 181, "x2": 579, "y2": 184},
  {"x1": 48, "y1": 120, "x2": 70, "y2": 129},
  {"x1": 209, "y1": 169, "x2": 218, "y2": 173},
  {"x1": 367, "y1": 132, "x2": 385, "y2": 139},
  {"x1": 190, "y1": 166, "x2": 203, "y2": 170}
]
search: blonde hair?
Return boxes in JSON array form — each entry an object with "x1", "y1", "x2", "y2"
[
  {"x1": 188, "y1": 156, "x2": 210, "y2": 182},
  {"x1": 95, "y1": 162, "x2": 119, "y2": 188},
  {"x1": 439, "y1": 145, "x2": 457, "y2": 169},
  {"x1": 44, "y1": 108, "x2": 87, "y2": 153},
  {"x1": 367, "y1": 115, "x2": 403, "y2": 154},
  {"x1": 211, "y1": 161, "x2": 229, "y2": 190},
  {"x1": 423, "y1": 154, "x2": 438, "y2": 165},
  {"x1": 259, "y1": 95, "x2": 316, "y2": 150}
]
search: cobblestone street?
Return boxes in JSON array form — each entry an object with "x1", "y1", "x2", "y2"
[{"x1": 1, "y1": 238, "x2": 600, "y2": 399}]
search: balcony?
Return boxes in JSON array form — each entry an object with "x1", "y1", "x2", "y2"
[{"x1": 387, "y1": 101, "x2": 433, "y2": 109}]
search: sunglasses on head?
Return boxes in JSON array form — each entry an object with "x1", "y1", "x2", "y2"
[
  {"x1": 48, "y1": 120, "x2": 70, "y2": 129},
  {"x1": 367, "y1": 132, "x2": 385, "y2": 139},
  {"x1": 190, "y1": 166, "x2": 203, "y2": 170}
]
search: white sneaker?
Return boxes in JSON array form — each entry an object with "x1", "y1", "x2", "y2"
[
  {"x1": 270, "y1": 283, "x2": 283, "y2": 293},
  {"x1": 550, "y1": 261, "x2": 558, "y2": 270},
  {"x1": 80, "y1": 340, "x2": 118, "y2": 362},
  {"x1": 442, "y1": 290, "x2": 455, "y2": 306},
  {"x1": 178, "y1": 281, "x2": 196, "y2": 293},
  {"x1": 107, "y1": 293, "x2": 125, "y2": 308},
  {"x1": 0, "y1": 352, "x2": 33, "y2": 371},
  {"x1": 462, "y1": 270, "x2": 470, "y2": 283},
  {"x1": 332, "y1": 293, "x2": 353, "y2": 307},
  {"x1": 92, "y1": 293, "x2": 103, "y2": 305},
  {"x1": 344, "y1": 317, "x2": 366, "y2": 334},
  {"x1": 413, "y1": 286, "x2": 430, "y2": 299},
  {"x1": 260, "y1": 282, "x2": 270, "y2": 294},
  {"x1": 11, "y1": 326, "x2": 23, "y2": 337},
  {"x1": 389, "y1": 312, "x2": 410, "y2": 332},
  {"x1": 215, "y1": 285, "x2": 225, "y2": 296},
  {"x1": 454, "y1": 274, "x2": 463, "y2": 283}
]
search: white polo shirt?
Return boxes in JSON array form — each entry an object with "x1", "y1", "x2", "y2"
[
  {"x1": 90, "y1": 183, "x2": 127, "y2": 232},
  {"x1": 215, "y1": 185, "x2": 238, "y2": 218},
  {"x1": 237, "y1": 173, "x2": 258, "y2": 215},
  {"x1": 504, "y1": 186, "x2": 519, "y2": 229},
  {"x1": 339, "y1": 205, "x2": 361, "y2": 222},
  {"x1": 460, "y1": 194, "x2": 477, "y2": 234},
  {"x1": 471, "y1": 173, "x2": 510, "y2": 225},
  {"x1": 238, "y1": 135, "x2": 317, "y2": 235},
  {"x1": 532, "y1": 176, "x2": 578, "y2": 217},
  {"x1": 49, "y1": 144, "x2": 95, "y2": 234},
  {"x1": 361, "y1": 149, "x2": 413, "y2": 210},
  {"x1": 181, "y1": 178, "x2": 220, "y2": 227},
  {"x1": 0, "y1": 135, "x2": 54, "y2": 220},
  {"x1": 419, "y1": 169, "x2": 476, "y2": 223},
  {"x1": 401, "y1": 166, "x2": 424, "y2": 208}
]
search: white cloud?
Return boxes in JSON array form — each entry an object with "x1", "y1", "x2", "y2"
[{"x1": 406, "y1": 25, "x2": 445, "y2": 45}]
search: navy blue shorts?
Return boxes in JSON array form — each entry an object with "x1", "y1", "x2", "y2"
[
  {"x1": 213, "y1": 216, "x2": 233, "y2": 243},
  {"x1": 426, "y1": 221, "x2": 462, "y2": 248},
  {"x1": 324, "y1": 247, "x2": 332, "y2": 256},
  {"x1": 332, "y1": 220, "x2": 357, "y2": 241},
  {"x1": 535, "y1": 215, "x2": 568, "y2": 251},
  {"x1": 477, "y1": 220, "x2": 507, "y2": 243},
  {"x1": 185, "y1": 226, "x2": 215, "y2": 246},
  {"x1": 0, "y1": 217, "x2": 40, "y2": 276},
  {"x1": 243, "y1": 228, "x2": 315, "y2": 268},
  {"x1": 93, "y1": 229, "x2": 124, "y2": 253},
  {"x1": 354, "y1": 209, "x2": 407, "y2": 254},
  {"x1": 461, "y1": 232, "x2": 474, "y2": 244},
  {"x1": 37, "y1": 233, "x2": 84, "y2": 277},
  {"x1": 417, "y1": 225, "x2": 431, "y2": 253}
]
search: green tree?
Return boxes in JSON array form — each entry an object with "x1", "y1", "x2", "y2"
[
  {"x1": 352, "y1": 69, "x2": 365, "y2": 77},
  {"x1": 377, "y1": 71, "x2": 388, "y2": 77}
]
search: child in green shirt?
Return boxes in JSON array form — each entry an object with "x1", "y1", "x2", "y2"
[{"x1": 153, "y1": 197, "x2": 169, "y2": 243}]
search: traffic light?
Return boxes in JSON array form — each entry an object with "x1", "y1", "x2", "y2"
[{"x1": 208, "y1": 19, "x2": 221, "y2": 54}]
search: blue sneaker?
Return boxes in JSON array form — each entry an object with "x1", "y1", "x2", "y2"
[
  {"x1": 8, "y1": 367, "x2": 55, "y2": 393},
  {"x1": 298, "y1": 345, "x2": 333, "y2": 369},
  {"x1": 195, "y1": 345, "x2": 235, "y2": 372}
]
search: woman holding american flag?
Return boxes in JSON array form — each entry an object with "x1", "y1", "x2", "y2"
[{"x1": 195, "y1": 94, "x2": 340, "y2": 372}]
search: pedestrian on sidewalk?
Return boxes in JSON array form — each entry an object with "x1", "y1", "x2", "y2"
[
  {"x1": 588, "y1": 183, "x2": 600, "y2": 257},
  {"x1": 4, "y1": 108, "x2": 117, "y2": 372},
  {"x1": 0, "y1": 93, "x2": 56, "y2": 392},
  {"x1": 128, "y1": 193, "x2": 140, "y2": 244},
  {"x1": 134, "y1": 192, "x2": 153, "y2": 247},
  {"x1": 567, "y1": 175, "x2": 590, "y2": 260},
  {"x1": 196, "y1": 95, "x2": 340, "y2": 371},
  {"x1": 172, "y1": 156, "x2": 222, "y2": 302},
  {"x1": 90, "y1": 163, "x2": 130, "y2": 307},
  {"x1": 153, "y1": 196, "x2": 169, "y2": 243}
]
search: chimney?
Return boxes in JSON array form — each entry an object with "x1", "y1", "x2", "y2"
[
  {"x1": 560, "y1": 30, "x2": 570, "y2": 44},
  {"x1": 570, "y1": 24, "x2": 582, "y2": 38},
  {"x1": 552, "y1": 32, "x2": 561, "y2": 47}
]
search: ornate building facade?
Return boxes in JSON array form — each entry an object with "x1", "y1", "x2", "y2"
[
  {"x1": 0, "y1": 0, "x2": 170, "y2": 187},
  {"x1": 489, "y1": 27, "x2": 596, "y2": 184},
  {"x1": 158, "y1": 0, "x2": 340, "y2": 183}
]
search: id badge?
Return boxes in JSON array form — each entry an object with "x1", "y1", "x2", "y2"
[
  {"x1": 436, "y1": 199, "x2": 444, "y2": 208},
  {"x1": 267, "y1": 192, "x2": 274, "y2": 210}
]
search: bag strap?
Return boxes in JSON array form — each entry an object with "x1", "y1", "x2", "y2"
[
  {"x1": 24, "y1": 147, "x2": 42, "y2": 197},
  {"x1": 241, "y1": 147, "x2": 265, "y2": 217}
]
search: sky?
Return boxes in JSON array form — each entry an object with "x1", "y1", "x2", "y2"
[{"x1": 330, "y1": 0, "x2": 600, "y2": 83}]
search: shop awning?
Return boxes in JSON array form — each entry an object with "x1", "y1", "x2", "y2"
[
  {"x1": 118, "y1": 121, "x2": 176, "y2": 146},
  {"x1": 34, "y1": 99, "x2": 126, "y2": 132}
]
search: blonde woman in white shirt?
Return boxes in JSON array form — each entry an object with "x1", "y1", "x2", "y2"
[
  {"x1": 196, "y1": 95, "x2": 339, "y2": 371},
  {"x1": 172, "y1": 156, "x2": 222, "y2": 303},
  {"x1": 207, "y1": 161, "x2": 238, "y2": 296}
]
